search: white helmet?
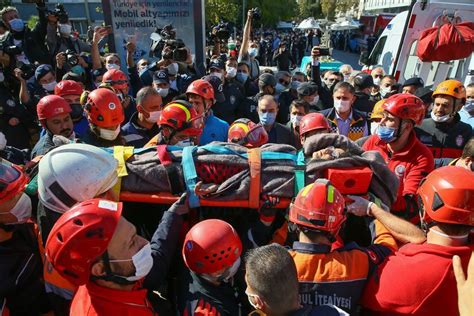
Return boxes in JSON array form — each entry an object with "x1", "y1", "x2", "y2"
[{"x1": 38, "y1": 143, "x2": 118, "y2": 213}]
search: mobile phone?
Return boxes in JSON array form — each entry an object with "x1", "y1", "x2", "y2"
[{"x1": 104, "y1": 26, "x2": 113, "y2": 34}]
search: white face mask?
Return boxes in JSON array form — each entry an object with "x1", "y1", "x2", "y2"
[
  {"x1": 106, "y1": 63, "x2": 120, "y2": 71},
  {"x1": 380, "y1": 86, "x2": 391, "y2": 98},
  {"x1": 0, "y1": 132, "x2": 6, "y2": 150},
  {"x1": 334, "y1": 99, "x2": 351, "y2": 113},
  {"x1": 175, "y1": 139, "x2": 193, "y2": 147},
  {"x1": 146, "y1": 110, "x2": 161, "y2": 124},
  {"x1": 42, "y1": 81, "x2": 57, "y2": 92},
  {"x1": 310, "y1": 95, "x2": 320, "y2": 106},
  {"x1": 167, "y1": 63, "x2": 179, "y2": 75},
  {"x1": 464, "y1": 99, "x2": 474, "y2": 112},
  {"x1": 59, "y1": 23, "x2": 72, "y2": 36},
  {"x1": 430, "y1": 111, "x2": 451, "y2": 123},
  {"x1": 226, "y1": 67, "x2": 237, "y2": 79},
  {"x1": 109, "y1": 243, "x2": 154, "y2": 282},
  {"x1": 370, "y1": 122, "x2": 379, "y2": 135},
  {"x1": 169, "y1": 79, "x2": 178, "y2": 91},
  {"x1": 0, "y1": 193, "x2": 32, "y2": 224},
  {"x1": 373, "y1": 77, "x2": 381, "y2": 86},
  {"x1": 343, "y1": 75, "x2": 350, "y2": 82},
  {"x1": 99, "y1": 126, "x2": 121, "y2": 141},
  {"x1": 156, "y1": 88, "x2": 169, "y2": 98},
  {"x1": 290, "y1": 114, "x2": 303, "y2": 126}
]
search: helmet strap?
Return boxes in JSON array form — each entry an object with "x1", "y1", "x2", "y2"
[{"x1": 92, "y1": 251, "x2": 136, "y2": 286}]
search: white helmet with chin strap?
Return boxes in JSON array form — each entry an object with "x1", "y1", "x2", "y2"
[{"x1": 38, "y1": 143, "x2": 118, "y2": 213}]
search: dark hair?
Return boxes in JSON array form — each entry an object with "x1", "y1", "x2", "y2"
[
  {"x1": 290, "y1": 99, "x2": 310, "y2": 114},
  {"x1": 136, "y1": 86, "x2": 160, "y2": 106},
  {"x1": 333, "y1": 81, "x2": 355, "y2": 95},
  {"x1": 461, "y1": 137, "x2": 474, "y2": 159},
  {"x1": 467, "y1": 83, "x2": 474, "y2": 89},
  {"x1": 245, "y1": 244, "x2": 299, "y2": 313},
  {"x1": 382, "y1": 75, "x2": 396, "y2": 82}
]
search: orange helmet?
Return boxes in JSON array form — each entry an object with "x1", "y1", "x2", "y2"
[
  {"x1": 54, "y1": 80, "x2": 83, "y2": 97},
  {"x1": 186, "y1": 79, "x2": 215, "y2": 102},
  {"x1": 418, "y1": 166, "x2": 474, "y2": 227},
  {"x1": 289, "y1": 179, "x2": 346, "y2": 237},
  {"x1": 84, "y1": 88, "x2": 124, "y2": 128},
  {"x1": 45, "y1": 199, "x2": 122, "y2": 286},
  {"x1": 371, "y1": 99, "x2": 385, "y2": 120},
  {"x1": 299, "y1": 113, "x2": 330, "y2": 142},
  {"x1": 159, "y1": 100, "x2": 203, "y2": 137},
  {"x1": 228, "y1": 118, "x2": 268, "y2": 147},
  {"x1": 183, "y1": 219, "x2": 242, "y2": 275},
  {"x1": 0, "y1": 160, "x2": 28, "y2": 204},
  {"x1": 432, "y1": 79, "x2": 466, "y2": 103},
  {"x1": 382, "y1": 93, "x2": 425, "y2": 125},
  {"x1": 102, "y1": 69, "x2": 129, "y2": 92}
]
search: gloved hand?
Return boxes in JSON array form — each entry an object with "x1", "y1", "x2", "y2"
[
  {"x1": 346, "y1": 195, "x2": 373, "y2": 217},
  {"x1": 169, "y1": 193, "x2": 189, "y2": 215}
]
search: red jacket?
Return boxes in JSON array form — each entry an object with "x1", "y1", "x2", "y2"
[
  {"x1": 362, "y1": 132, "x2": 434, "y2": 217},
  {"x1": 361, "y1": 242, "x2": 474, "y2": 315},
  {"x1": 70, "y1": 281, "x2": 157, "y2": 316}
]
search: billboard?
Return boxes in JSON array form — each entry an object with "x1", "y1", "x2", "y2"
[{"x1": 101, "y1": 0, "x2": 205, "y2": 72}]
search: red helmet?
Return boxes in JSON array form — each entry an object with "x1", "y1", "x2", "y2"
[
  {"x1": 0, "y1": 160, "x2": 28, "y2": 204},
  {"x1": 102, "y1": 69, "x2": 129, "y2": 92},
  {"x1": 228, "y1": 118, "x2": 268, "y2": 147},
  {"x1": 382, "y1": 93, "x2": 425, "y2": 125},
  {"x1": 84, "y1": 88, "x2": 124, "y2": 128},
  {"x1": 45, "y1": 199, "x2": 122, "y2": 286},
  {"x1": 158, "y1": 100, "x2": 203, "y2": 137},
  {"x1": 37, "y1": 95, "x2": 72, "y2": 121},
  {"x1": 289, "y1": 179, "x2": 346, "y2": 237},
  {"x1": 54, "y1": 80, "x2": 83, "y2": 97},
  {"x1": 183, "y1": 219, "x2": 242, "y2": 275},
  {"x1": 418, "y1": 166, "x2": 474, "y2": 226},
  {"x1": 186, "y1": 79, "x2": 215, "y2": 101},
  {"x1": 299, "y1": 113, "x2": 330, "y2": 139}
]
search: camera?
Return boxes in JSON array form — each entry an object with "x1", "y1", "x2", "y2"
[
  {"x1": 250, "y1": 7, "x2": 261, "y2": 20},
  {"x1": 65, "y1": 49, "x2": 79, "y2": 67},
  {"x1": 318, "y1": 47, "x2": 331, "y2": 56},
  {"x1": 16, "y1": 61, "x2": 36, "y2": 80},
  {"x1": 49, "y1": 4, "x2": 68, "y2": 24},
  {"x1": 1, "y1": 45, "x2": 22, "y2": 55},
  {"x1": 211, "y1": 22, "x2": 230, "y2": 41},
  {"x1": 163, "y1": 39, "x2": 187, "y2": 62},
  {"x1": 149, "y1": 24, "x2": 178, "y2": 59}
]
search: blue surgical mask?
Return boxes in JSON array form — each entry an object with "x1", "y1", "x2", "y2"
[
  {"x1": 71, "y1": 65, "x2": 85, "y2": 76},
  {"x1": 275, "y1": 83, "x2": 285, "y2": 94},
  {"x1": 463, "y1": 99, "x2": 474, "y2": 112},
  {"x1": 9, "y1": 19, "x2": 24, "y2": 33},
  {"x1": 236, "y1": 72, "x2": 248, "y2": 84},
  {"x1": 376, "y1": 125, "x2": 397, "y2": 143},
  {"x1": 249, "y1": 48, "x2": 258, "y2": 57},
  {"x1": 259, "y1": 112, "x2": 276, "y2": 126}
]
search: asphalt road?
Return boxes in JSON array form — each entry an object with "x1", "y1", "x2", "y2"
[{"x1": 331, "y1": 49, "x2": 362, "y2": 70}]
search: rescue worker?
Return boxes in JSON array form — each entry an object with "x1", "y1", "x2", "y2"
[
  {"x1": 180, "y1": 219, "x2": 243, "y2": 315},
  {"x1": 102, "y1": 68, "x2": 136, "y2": 122},
  {"x1": 46, "y1": 194, "x2": 189, "y2": 315},
  {"x1": 363, "y1": 94, "x2": 434, "y2": 221},
  {"x1": 121, "y1": 87, "x2": 162, "y2": 147},
  {"x1": 435, "y1": 137, "x2": 473, "y2": 169},
  {"x1": 416, "y1": 79, "x2": 472, "y2": 158},
  {"x1": 321, "y1": 81, "x2": 368, "y2": 141},
  {"x1": 31, "y1": 95, "x2": 75, "y2": 158},
  {"x1": 146, "y1": 100, "x2": 203, "y2": 147},
  {"x1": 350, "y1": 166, "x2": 474, "y2": 315},
  {"x1": 401, "y1": 77, "x2": 424, "y2": 95},
  {"x1": 186, "y1": 78, "x2": 229, "y2": 145},
  {"x1": 459, "y1": 82, "x2": 474, "y2": 128},
  {"x1": 54, "y1": 80, "x2": 89, "y2": 137},
  {"x1": 82, "y1": 88, "x2": 125, "y2": 147},
  {"x1": 227, "y1": 118, "x2": 268, "y2": 147},
  {"x1": 356, "y1": 99, "x2": 385, "y2": 147},
  {"x1": 299, "y1": 112, "x2": 330, "y2": 147},
  {"x1": 288, "y1": 179, "x2": 405, "y2": 314},
  {"x1": 0, "y1": 160, "x2": 50, "y2": 315},
  {"x1": 257, "y1": 95, "x2": 292, "y2": 144}
]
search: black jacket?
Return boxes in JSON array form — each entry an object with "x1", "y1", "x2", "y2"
[{"x1": 273, "y1": 48, "x2": 296, "y2": 72}]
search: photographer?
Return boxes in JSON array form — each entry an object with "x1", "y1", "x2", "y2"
[
  {"x1": 0, "y1": 1, "x2": 50, "y2": 67},
  {"x1": 238, "y1": 9, "x2": 260, "y2": 81},
  {"x1": 272, "y1": 41, "x2": 296, "y2": 72},
  {"x1": 56, "y1": 50, "x2": 93, "y2": 89}
]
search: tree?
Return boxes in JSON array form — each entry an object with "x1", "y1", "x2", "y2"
[
  {"x1": 320, "y1": 0, "x2": 336, "y2": 20},
  {"x1": 205, "y1": 0, "x2": 240, "y2": 25}
]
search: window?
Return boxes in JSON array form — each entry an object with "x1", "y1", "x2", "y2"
[{"x1": 369, "y1": 35, "x2": 387, "y2": 65}]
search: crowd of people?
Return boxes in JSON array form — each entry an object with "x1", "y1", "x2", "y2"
[{"x1": 0, "y1": 2, "x2": 474, "y2": 316}]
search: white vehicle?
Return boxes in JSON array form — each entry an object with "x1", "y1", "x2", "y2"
[{"x1": 361, "y1": 0, "x2": 474, "y2": 87}]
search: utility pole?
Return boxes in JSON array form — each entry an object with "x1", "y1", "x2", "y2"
[{"x1": 242, "y1": 0, "x2": 246, "y2": 28}]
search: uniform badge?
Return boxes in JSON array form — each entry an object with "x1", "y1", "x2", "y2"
[
  {"x1": 109, "y1": 102, "x2": 116, "y2": 110},
  {"x1": 395, "y1": 164, "x2": 406, "y2": 177},
  {"x1": 6, "y1": 99, "x2": 15, "y2": 107},
  {"x1": 456, "y1": 135, "x2": 464, "y2": 147}
]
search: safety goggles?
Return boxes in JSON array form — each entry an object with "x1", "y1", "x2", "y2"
[{"x1": 0, "y1": 160, "x2": 27, "y2": 203}]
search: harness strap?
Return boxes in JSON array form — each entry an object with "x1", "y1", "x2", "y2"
[{"x1": 248, "y1": 148, "x2": 261, "y2": 209}]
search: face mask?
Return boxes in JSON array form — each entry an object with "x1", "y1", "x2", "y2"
[
  {"x1": 42, "y1": 81, "x2": 57, "y2": 92},
  {"x1": 226, "y1": 67, "x2": 237, "y2": 79},
  {"x1": 109, "y1": 243, "x2": 154, "y2": 282},
  {"x1": 431, "y1": 111, "x2": 451, "y2": 123},
  {"x1": 259, "y1": 112, "x2": 276, "y2": 126},
  {"x1": 334, "y1": 99, "x2": 351, "y2": 113},
  {"x1": 0, "y1": 72, "x2": 4, "y2": 82},
  {"x1": 146, "y1": 110, "x2": 161, "y2": 123},
  {"x1": 236, "y1": 72, "x2": 248, "y2": 84},
  {"x1": 310, "y1": 95, "x2": 320, "y2": 106},
  {"x1": 370, "y1": 122, "x2": 379, "y2": 135},
  {"x1": 210, "y1": 72, "x2": 223, "y2": 80},
  {"x1": 9, "y1": 19, "x2": 24, "y2": 33},
  {"x1": 169, "y1": 79, "x2": 178, "y2": 91},
  {"x1": 290, "y1": 114, "x2": 303, "y2": 126},
  {"x1": 275, "y1": 83, "x2": 285, "y2": 94},
  {"x1": 156, "y1": 88, "x2": 169, "y2": 97},
  {"x1": 59, "y1": 23, "x2": 72, "y2": 36},
  {"x1": 464, "y1": 99, "x2": 474, "y2": 112},
  {"x1": 71, "y1": 65, "x2": 85, "y2": 76},
  {"x1": 99, "y1": 126, "x2": 121, "y2": 141},
  {"x1": 167, "y1": 63, "x2": 179, "y2": 75},
  {"x1": 0, "y1": 132, "x2": 6, "y2": 150},
  {"x1": 106, "y1": 63, "x2": 120, "y2": 71},
  {"x1": 68, "y1": 103, "x2": 83, "y2": 121},
  {"x1": 201, "y1": 257, "x2": 241, "y2": 283},
  {"x1": 380, "y1": 86, "x2": 391, "y2": 98},
  {"x1": 0, "y1": 193, "x2": 32, "y2": 224},
  {"x1": 373, "y1": 77, "x2": 381, "y2": 86},
  {"x1": 249, "y1": 48, "x2": 258, "y2": 57},
  {"x1": 175, "y1": 139, "x2": 193, "y2": 147},
  {"x1": 376, "y1": 125, "x2": 397, "y2": 143},
  {"x1": 291, "y1": 81, "x2": 301, "y2": 90}
]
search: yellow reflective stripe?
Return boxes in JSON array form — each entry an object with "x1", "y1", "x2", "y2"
[
  {"x1": 233, "y1": 123, "x2": 250, "y2": 133},
  {"x1": 300, "y1": 183, "x2": 314, "y2": 197},
  {"x1": 169, "y1": 103, "x2": 191, "y2": 121},
  {"x1": 111, "y1": 146, "x2": 134, "y2": 201},
  {"x1": 327, "y1": 185, "x2": 334, "y2": 203}
]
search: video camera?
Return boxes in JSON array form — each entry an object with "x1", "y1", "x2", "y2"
[
  {"x1": 64, "y1": 49, "x2": 79, "y2": 67},
  {"x1": 16, "y1": 61, "x2": 36, "y2": 80},
  {"x1": 210, "y1": 21, "x2": 231, "y2": 41},
  {"x1": 0, "y1": 43, "x2": 22, "y2": 55},
  {"x1": 48, "y1": 4, "x2": 68, "y2": 24},
  {"x1": 163, "y1": 39, "x2": 187, "y2": 62},
  {"x1": 149, "y1": 24, "x2": 180, "y2": 59},
  {"x1": 250, "y1": 7, "x2": 261, "y2": 20}
]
